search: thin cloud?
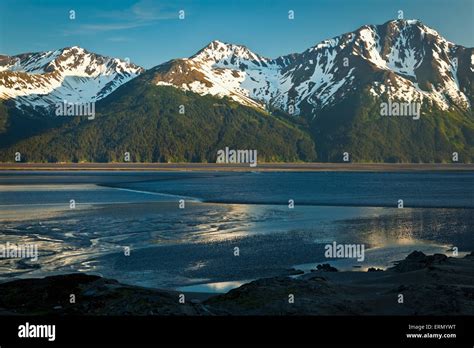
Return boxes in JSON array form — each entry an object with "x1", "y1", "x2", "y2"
[
  {"x1": 107, "y1": 37, "x2": 132, "y2": 42},
  {"x1": 63, "y1": 0, "x2": 176, "y2": 35}
]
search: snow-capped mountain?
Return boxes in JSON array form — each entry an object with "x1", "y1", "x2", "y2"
[
  {"x1": 151, "y1": 19, "x2": 473, "y2": 116},
  {"x1": 1, "y1": 19, "x2": 473, "y2": 163},
  {"x1": 0, "y1": 46, "x2": 144, "y2": 110},
  {"x1": 1, "y1": 20, "x2": 472, "y2": 119}
]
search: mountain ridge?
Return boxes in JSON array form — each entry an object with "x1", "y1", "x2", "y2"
[
  {"x1": 0, "y1": 19, "x2": 473, "y2": 163},
  {"x1": 0, "y1": 46, "x2": 144, "y2": 110},
  {"x1": 149, "y1": 19, "x2": 472, "y2": 116},
  {"x1": 1, "y1": 19, "x2": 472, "y2": 116}
]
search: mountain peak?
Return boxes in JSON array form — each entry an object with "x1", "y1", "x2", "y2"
[
  {"x1": 191, "y1": 40, "x2": 271, "y2": 68},
  {"x1": 389, "y1": 18, "x2": 422, "y2": 25},
  {"x1": 383, "y1": 19, "x2": 443, "y2": 39},
  {"x1": 208, "y1": 39, "x2": 230, "y2": 47},
  {"x1": 61, "y1": 45, "x2": 86, "y2": 53}
]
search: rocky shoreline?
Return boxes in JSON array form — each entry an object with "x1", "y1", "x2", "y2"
[{"x1": 1, "y1": 251, "x2": 473, "y2": 315}]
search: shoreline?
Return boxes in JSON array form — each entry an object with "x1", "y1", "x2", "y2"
[
  {"x1": 0, "y1": 251, "x2": 472, "y2": 315},
  {"x1": 0, "y1": 162, "x2": 473, "y2": 172}
]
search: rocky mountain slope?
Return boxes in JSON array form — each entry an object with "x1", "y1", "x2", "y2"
[
  {"x1": 0, "y1": 46, "x2": 144, "y2": 111},
  {"x1": 152, "y1": 19, "x2": 473, "y2": 117}
]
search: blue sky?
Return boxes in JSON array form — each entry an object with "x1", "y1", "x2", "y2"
[{"x1": 1, "y1": 0, "x2": 473, "y2": 68}]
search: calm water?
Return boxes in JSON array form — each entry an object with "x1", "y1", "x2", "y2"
[{"x1": 0, "y1": 171, "x2": 473, "y2": 292}]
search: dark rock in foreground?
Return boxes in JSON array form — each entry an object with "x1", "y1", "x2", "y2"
[
  {"x1": 367, "y1": 267, "x2": 383, "y2": 272},
  {"x1": 0, "y1": 274, "x2": 203, "y2": 315},
  {"x1": 0, "y1": 251, "x2": 472, "y2": 315},
  {"x1": 205, "y1": 251, "x2": 474, "y2": 315},
  {"x1": 312, "y1": 263, "x2": 338, "y2": 272},
  {"x1": 391, "y1": 251, "x2": 448, "y2": 273}
]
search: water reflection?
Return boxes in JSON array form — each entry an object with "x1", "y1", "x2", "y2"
[
  {"x1": 176, "y1": 280, "x2": 251, "y2": 293},
  {"x1": 1, "y1": 186, "x2": 472, "y2": 288}
]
